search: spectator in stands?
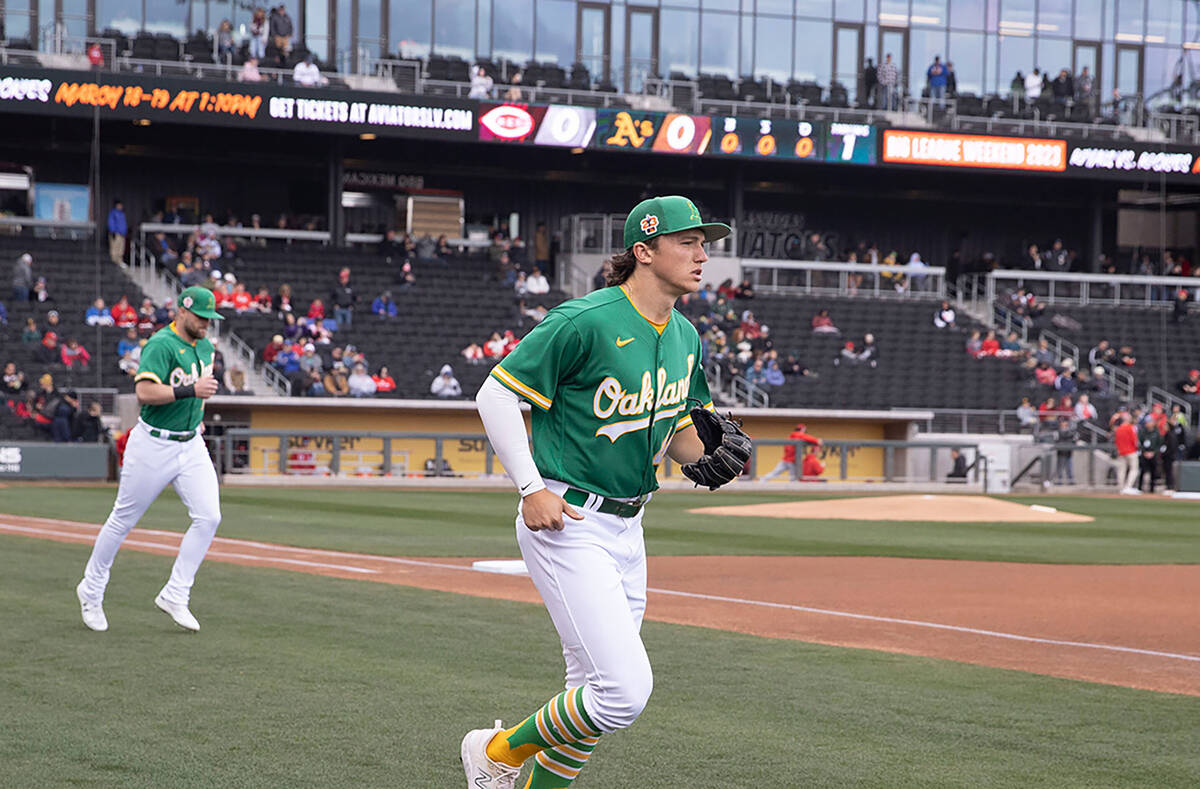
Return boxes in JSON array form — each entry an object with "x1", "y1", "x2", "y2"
[
  {"x1": 330, "y1": 267, "x2": 356, "y2": 327},
  {"x1": 1010, "y1": 71, "x2": 1025, "y2": 103},
  {"x1": 392, "y1": 261, "x2": 416, "y2": 292},
  {"x1": 85, "y1": 298, "x2": 113, "y2": 327},
  {"x1": 1118, "y1": 345, "x2": 1137, "y2": 368},
  {"x1": 533, "y1": 222, "x2": 550, "y2": 272},
  {"x1": 861, "y1": 58, "x2": 878, "y2": 107},
  {"x1": 378, "y1": 228, "x2": 405, "y2": 260},
  {"x1": 45, "y1": 310, "x2": 61, "y2": 334},
  {"x1": 965, "y1": 330, "x2": 983, "y2": 357},
  {"x1": 216, "y1": 18, "x2": 235, "y2": 60},
  {"x1": 323, "y1": 362, "x2": 350, "y2": 397},
  {"x1": 20, "y1": 317, "x2": 38, "y2": 344},
  {"x1": 856, "y1": 333, "x2": 879, "y2": 367},
  {"x1": 1075, "y1": 66, "x2": 1094, "y2": 109},
  {"x1": 483, "y1": 332, "x2": 506, "y2": 358},
  {"x1": 31, "y1": 276, "x2": 51, "y2": 305},
  {"x1": 999, "y1": 331, "x2": 1023, "y2": 358},
  {"x1": 526, "y1": 266, "x2": 550, "y2": 296},
  {"x1": 1178, "y1": 369, "x2": 1200, "y2": 410},
  {"x1": 811, "y1": 309, "x2": 839, "y2": 335},
  {"x1": 11, "y1": 253, "x2": 32, "y2": 302},
  {"x1": 1034, "y1": 361, "x2": 1057, "y2": 386},
  {"x1": 505, "y1": 71, "x2": 524, "y2": 102},
  {"x1": 347, "y1": 363, "x2": 377, "y2": 397},
  {"x1": 224, "y1": 364, "x2": 250, "y2": 395},
  {"x1": 307, "y1": 297, "x2": 326, "y2": 322},
  {"x1": 1031, "y1": 338, "x2": 1054, "y2": 365},
  {"x1": 780, "y1": 352, "x2": 811, "y2": 379},
  {"x1": 372, "y1": 366, "x2": 396, "y2": 394},
  {"x1": 523, "y1": 303, "x2": 549, "y2": 324},
  {"x1": 262, "y1": 334, "x2": 286, "y2": 367},
  {"x1": 1053, "y1": 416, "x2": 1078, "y2": 485},
  {"x1": 298, "y1": 342, "x2": 323, "y2": 378},
  {"x1": 801, "y1": 446, "x2": 826, "y2": 481},
  {"x1": 1016, "y1": 396, "x2": 1038, "y2": 432},
  {"x1": 3, "y1": 362, "x2": 27, "y2": 402},
  {"x1": 1074, "y1": 393, "x2": 1097, "y2": 422},
  {"x1": 1138, "y1": 418, "x2": 1163, "y2": 493},
  {"x1": 461, "y1": 342, "x2": 484, "y2": 365},
  {"x1": 926, "y1": 56, "x2": 948, "y2": 106},
  {"x1": 107, "y1": 199, "x2": 128, "y2": 265},
  {"x1": 933, "y1": 300, "x2": 956, "y2": 329},
  {"x1": 1088, "y1": 340, "x2": 1113, "y2": 368},
  {"x1": 180, "y1": 255, "x2": 205, "y2": 288},
  {"x1": 745, "y1": 358, "x2": 769, "y2": 389},
  {"x1": 293, "y1": 53, "x2": 328, "y2": 87},
  {"x1": 34, "y1": 332, "x2": 60, "y2": 366},
  {"x1": 73, "y1": 401, "x2": 107, "y2": 443},
  {"x1": 436, "y1": 234, "x2": 454, "y2": 261},
  {"x1": 1173, "y1": 287, "x2": 1191, "y2": 323},
  {"x1": 878, "y1": 53, "x2": 899, "y2": 110},
  {"x1": 239, "y1": 57, "x2": 264, "y2": 83},
  {"x1": 269, "y1": 3, "x2": 294, "y2": 64},
  {"x1": 371, "y1": 290, "x2": 397, "y2": 318},
  {"x1": 48, "y1": 388, "x2": 79, "y2": 443},
  {"x1": 252, "y1": 286, "x2": 272, "y2": 313},
  {"x1": 1023, "y1": 244, "x2": 1043, "y2": 270},
  {"x1": 430, "y1": 364, "x2": 462, "y2": 398},
  {"x1": 469, "y1": 66, "x2": 494, "y2": 99},
  {"x1": 764, "y1": 359, "x2": 786, "y2": 387},
  {"x1": 947, "y1": 449, "x2": 968, "y2": 480},
  {"x1": 249, "y1": 7, "x2": 269, "y2": 60},
  {"x1": 1042, "y1": 239, "x2": 1070, "y2": 271},
  {"x1": 61, "y1": 337, "x2": 91, "y2": 370},
  {"x1": 274, "y1": 283, "x2": 295, "y2": 315},
  {"x1": 1051, "y1": 69, "x2": 1074, "y2": 107},
  {"x1": 1025, "y1": 68, "x2": 1044, "y2": 101},
  {"x1": 979, "y1": 330, "x2": 1002, "y2": 357}
]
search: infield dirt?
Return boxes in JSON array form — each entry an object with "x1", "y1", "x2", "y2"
[{"x1": 688, "y1": 494, "x2": 1095, "y2": 522}]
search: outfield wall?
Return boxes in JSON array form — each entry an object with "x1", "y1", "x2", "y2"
[{"x1": 202, "y1": 396, "x2": 930, "y2": 480}]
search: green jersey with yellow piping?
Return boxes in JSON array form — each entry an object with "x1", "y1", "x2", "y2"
[
  {"x1": 133, "y1": 323, "x2": 215, "y2": 432},
  {"x1": 490, "y1": 284, "x2": 712, "y2": 499}
]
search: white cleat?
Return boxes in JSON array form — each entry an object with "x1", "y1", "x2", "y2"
[
  {"x1": 154, "y1": 592, "x2": 200, "y2": 632},
  {"x1": 461, "y1": 720, "x2": 521, "y2": 788},
  {"x1": 76, "y1": 580, "x2": 108, "y2": 632}
]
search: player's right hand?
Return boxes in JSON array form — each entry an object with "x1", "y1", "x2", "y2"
[
  {"x1": 194, "y1": 375, "x2": 220, "y2": 399},
  {"x1": 521, "y1": 489, "x2": 584, "y2": 532}
]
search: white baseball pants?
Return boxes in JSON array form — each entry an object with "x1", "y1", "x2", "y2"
[
  {"x1": 80, "y1": 421, "x2": 222, "y2": 606},
  {"x1": 517, "y1": 479, "x2": 652, "y2": 734}
]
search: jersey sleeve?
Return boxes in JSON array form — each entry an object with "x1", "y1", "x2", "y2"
[
  {"x1": 675, "y1": 333, "x2": 713, "y2": 431},
  {"x1": 134, "y1": 339, "x2": 174, "y2": 384},
  {"x1": 490, "y1": 312, "x2": 581, "y2": 411}
]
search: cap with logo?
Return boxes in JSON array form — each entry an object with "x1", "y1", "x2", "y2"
[
  {"x1": 178, "y1": 286, "x2": 225, "y2": 320},
  {"x1": 623, "y1": 195, "x2": 732, "y2": 249}
]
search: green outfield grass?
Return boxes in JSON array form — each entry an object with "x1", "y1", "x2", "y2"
[
  {"x1": 3, "y1": 536, "x2": 1199, "y2": 789},
  {"x1": 1, "y1": 485, "x2": 1198, "y2": 564}
]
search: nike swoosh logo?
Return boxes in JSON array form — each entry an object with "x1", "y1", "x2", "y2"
[
  {"x1": 521, "y1": 482, "x2": 533, "y2": 492},
  {"x1": 616, "y1": 337, "x2": 635, "y2": 348}
]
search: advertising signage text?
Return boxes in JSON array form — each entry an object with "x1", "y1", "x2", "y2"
[{"x1": 882, "y1": 130, "x2": 1067, "y2": 172}]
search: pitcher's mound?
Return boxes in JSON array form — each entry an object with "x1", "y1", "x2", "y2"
[{"x1": 689, "y1": 495, "x2": 1094, "y2": 523}]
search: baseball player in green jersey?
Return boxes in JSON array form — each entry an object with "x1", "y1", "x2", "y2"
[
  {"x1": 463, "y1": 196, "x2": 752, "y2": 788},
  {"x1": 76, "y1": 286, "x2": 224, "y2": 633}
]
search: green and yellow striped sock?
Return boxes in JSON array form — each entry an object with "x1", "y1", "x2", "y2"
[
  {"x1": 521, "y1": 739, "x2": 599, "y2": 788},
  {"x1": 486, "y1": 687, "x2": 602, "y2": 768}
]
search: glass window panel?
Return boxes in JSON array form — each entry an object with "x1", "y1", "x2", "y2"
[
  {"x1": 948, "y1": 31, "x2": 983, "y2": 94},
  {"x1": 433, "y1": 0, "x2": 473, "y2": 58},
  {"x1": 756, "y1": 14, "x2": 792, "y2": 81},
  {"x1": 477, "y1": 0, "x2": 490, "y2": 57},
  {"x1": 1036, "y1": 0, "x2": 1069, "y2": 36},
  {"x1": 833, "y1": 0, "x2": 861, "y2": 21},
  {"x1": 1035, "y1": 37, "x2": 1070, "y2": 80},
  {"x1": 998, "y1": 0, "x2": 1033, "y2": 29},
  {"x1": 1116, "y1": 0, "x2": 1144, "y2": 36},
  {"x1": 911, "y1": 0, "x2": 946, "y2": 27},
  {"x1": 879, "y1": 0, "x2": 906, "y2": 26},
  {"x1": 833, "y1": 25, "x2": 860, "y2": 98},
  {"x1": 1075, "y1": 2, "x2": 1100, "y2": 40},
  {"x1": 2, "y1": 10, "x2": 32, "y2": 41},
  {"x1": 96, "y1": 0, "x2": 139, "y2": 35},
  {"x1": 741, "y1": 13, "x2": 754, "y2": 75},
  {"x1": 535, "y1": 0, "x2": 575, "y2": 65},
  {"x1": 793, "y1": 19, "x2": 831, "y2": 82},
  {"x1": 1101, "y1": 41, "x2": 1114, "y2": 99},
  {"x1": 704, "y1": 0, "x2": 739, "y2": 9},
  {"x1": 1143, "y1": 44, "x2": 1171, "y2": 95},
  {"x1": 1116, "y1": 46, "x2": 1141, "y2": 94},
  {"x1": 628, "y1": 8, "x2": 655, "y2": 88},
  {"x1": 390, "y1": 0, "x2": 431, "y2": 57},
  {"x1": 611, "y1": 3, "x2": 624, "y2": 86},
  {"x1": 494, "y1": 0, "x2": 533, "y2": 63},
  {"x1": 998, "y1": 33, "x2": 1034, "y2": 94},
  {"x1": 758, "y1": 0, "x2": 793, "y2": 13},
  {"x1": 1146, "y1": 0, "x2": 1182, "y2": 45},
  {"x1": 949, "y1": 0, "x2": 984, "y2": 30},
  {"x1": 145, "y1": 0, "x2": 188, "y2": 37},
  {"x1": 357, "y1": 0, "x2": 382, "y2": 58},
  {"x1": 701, "y1": 11, "x2": 738, "y2": 75},
  {"x1": 908, "y1": 28, "x2": 947, "y2": 92},
  {"x1": 336, "y1": 1, "x2": 351, "y2": 66},
  {"x1": 306, "y1": 0, "x2": 329, "y2": 61},
  {"x1": 660, "y1": 7, "x2": 699, "y2": 76},
  {"x1": 579, "y1": 6, "x2": 607, "y2": 77}
]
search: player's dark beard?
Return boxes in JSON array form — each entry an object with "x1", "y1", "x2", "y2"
[{"x1": 181, "y1": 314, "x2": 207, "y2": 341}]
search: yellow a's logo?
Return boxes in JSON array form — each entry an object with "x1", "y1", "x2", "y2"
[
  {"x1": 605, "y1": 112, "x2": 655, "y2": 148},
  {"x1": 686, "y1": 200, "x2": 700, "y2": 222}
]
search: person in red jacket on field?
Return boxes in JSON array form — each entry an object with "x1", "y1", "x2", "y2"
[
  {"x1": 761, "y1": 422, "x2": 821, "y2": 481},
  {"x1": 1114, "y1": 412, "x2": 1140, "y2": 494},
  {"x1": 801, "y1": 446, "x2": 826, "y2": 481}
]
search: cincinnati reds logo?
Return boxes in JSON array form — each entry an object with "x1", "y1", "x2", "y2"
[
  {"x1": 480, "y1": 105, "x2": 534, "y2": 140},
  {"x1": 640, "y1": 215, "x2": 659, "y2": 235},
  {"x1": 182, "y1": 296, "x2": 194, "y2": 309}
]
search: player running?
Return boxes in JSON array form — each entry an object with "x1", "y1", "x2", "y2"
[
  {"x1": 463, "y1": 196, "x2": 752, "y2": 788},
  {"x1": 76, "y1": 286, "x2": 224, "y2": 633}
]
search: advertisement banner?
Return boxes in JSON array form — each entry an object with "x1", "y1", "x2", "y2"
[
  {"x1": 707, "y1": 116, "x2": 824, "y2": 160},
  {"x1": 882, "y1": 130, "x2": 1067, "y2": 172},
  {"x1": 0, "y1": 67, "x2": 477, "y2": 140},
  {"x1": 477, "y1": 103, "x2": 596, "y2": 147},
  {"x1": 1066, "y1": 143, "x2": 1200, "y2": 177},
  {"x1": 594, "y1": 109, "x2": 668, "y2": 152}
]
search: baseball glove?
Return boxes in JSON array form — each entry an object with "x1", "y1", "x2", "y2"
[{"x1": 681, "y1": 406, "x2": 753, "y2": 490}]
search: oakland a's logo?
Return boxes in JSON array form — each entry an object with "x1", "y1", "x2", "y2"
[{"x1": 640, "y1": 214, "x2": 659, "y2": 235}]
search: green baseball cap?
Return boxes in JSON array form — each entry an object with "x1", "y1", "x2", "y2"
[
  {"x1": 178, "y1": 286, "x2": 224, "y2": 320},
  {"x1": 623, "y1": 195, "x2": 732, "y2": 250}
]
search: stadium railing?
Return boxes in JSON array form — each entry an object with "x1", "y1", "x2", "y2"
[
  {"x1": 974, "y1": 269, "x2": 1200, "y2": 308},
  {"x1": 0, "y1": 216, "x2": 95, "y2": 239},
  {"x1": 742, "y1": 260, "x2": 947, "y2": 299},
  {"x1": 137, "y1": 222, "x2": 488, "y2": 251},
  {"x1": 1148, "y1": 384, "x2": 1193, "y2": 424}
]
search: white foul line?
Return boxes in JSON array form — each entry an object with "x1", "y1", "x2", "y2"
[
  {"x1": 6, "y1": 520, "x2": 1198, "y2": 664},
  {"x1": 645, "y1": 586, "x2": 1200, "y2": 664}
]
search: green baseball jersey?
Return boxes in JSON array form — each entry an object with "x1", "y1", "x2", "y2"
[
  {"x1": 133, "y1": 323, "x2": 215, "y2": 431},
  {"x1": 491, "y1": 285, "x2": 712, "y2": 499}
]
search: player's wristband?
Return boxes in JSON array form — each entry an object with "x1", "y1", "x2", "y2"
[{"x1": 172, "y1": 384, "x2": 196, "y2": 400}]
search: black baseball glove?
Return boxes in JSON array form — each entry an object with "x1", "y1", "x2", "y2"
[{"x1": 681, "y1": 406, "x2": 753, "y2": 490}]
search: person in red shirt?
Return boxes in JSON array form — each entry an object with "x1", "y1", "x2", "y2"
[
  {"x1": 110, "y1": 295, "x2": 137, "y2": 328},
  {"x1": 307, "y1": 298, "x2": 326, "y2": 321},
  {"x1": 262, "y1": 334, "x2": 285, "y2": 366},
  {"x1": 762, "y1": 422, "x2": 820, "y2": 481},
  {"x1": 501, "y1": 330, "x2": 518, "y2": 356},
  {"x1": 979, "y1": 330, "x2": 1001, "y2": 357},
  {"x1": 1113, "y1": 413, "x2": 1141, "y2": 494},
  {"x1": 253, "y1": 286, "x2": 273, "y2": 313},
  {"x1": 60, "y1": 337, "x2": 91, "y2": 369},
  {"x1": 801, "y1": 446, "x2": 826, "y2": 480},
  {"x1": 87, "y1": 42, "x2": 104, "y2": 69},
  {"x1": 372, "y1": 365, "x2": 396, "y2": 393},
  {"x1": 231, "y1": 282, "x2": 253, "y2": 313}
]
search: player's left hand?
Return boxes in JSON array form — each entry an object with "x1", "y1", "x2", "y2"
[{"x1": 681, "y1": 407, "x2": 753, "y2": 490}]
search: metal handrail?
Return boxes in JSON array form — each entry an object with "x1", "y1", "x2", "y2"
[
  {"x1": 990, "y1": 303, "x2": 1029, "y2": 342},
  {"x1": 1147, "y1": 385, "x2": 1193, "y2": 424},
  {"x1": 988, "y1": 268, "x2": 1200, "y2": 307},
  {"x1": 1097, "y1": 360, "x2": 1135, "y2": 401},
  {"x1": 730, "y1": 375, "x2": 769, "y2": 407},
  {"x1": 223, "y1": 328, "x2": 291, "y2": 396},
  {"x1": 1039, "y1": 328, "x2": 1079, "y2": 366},
  {"x1": 743, "y1": 259, "x2": 946, "y2": 300}
]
